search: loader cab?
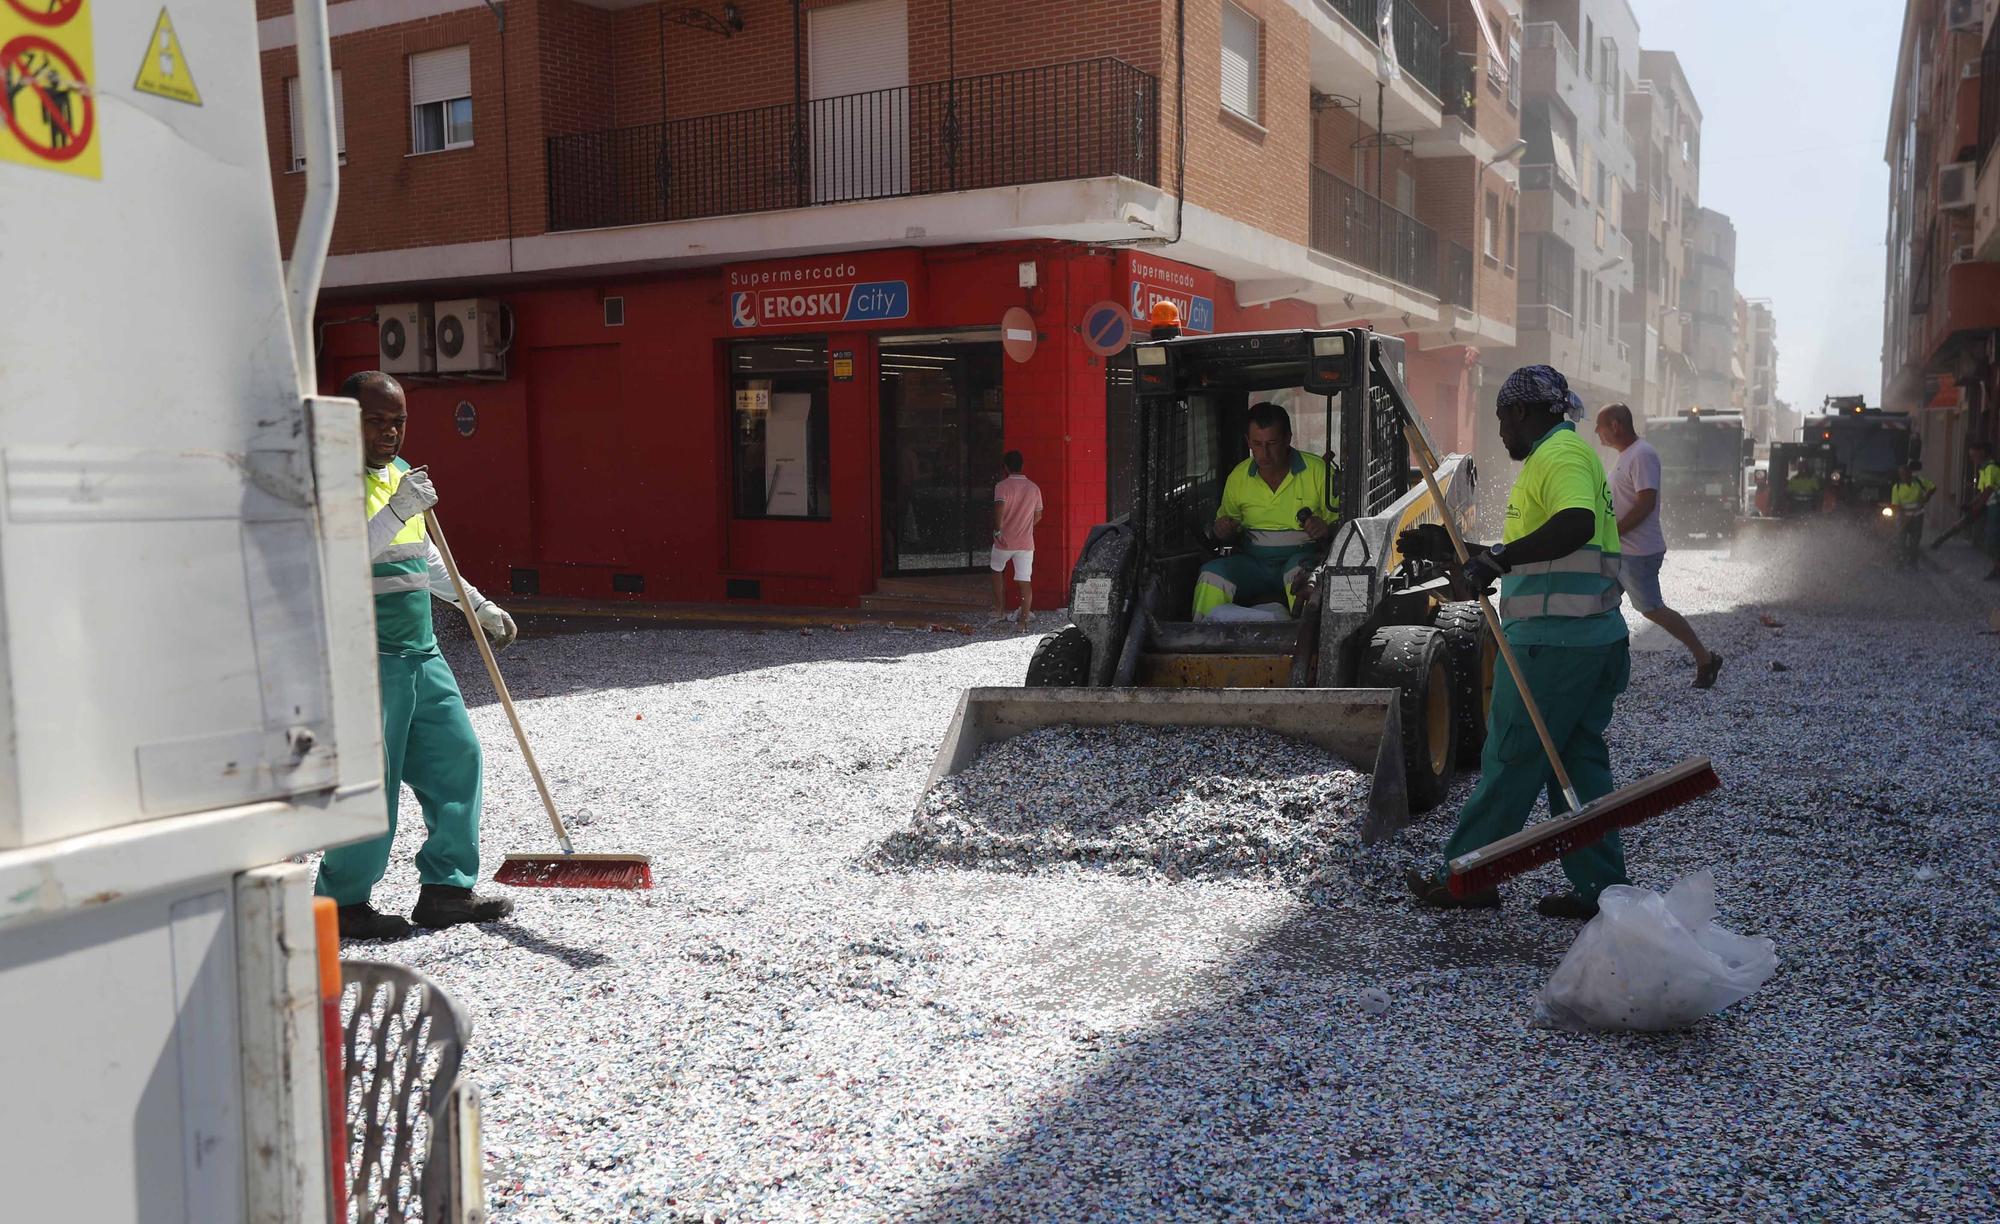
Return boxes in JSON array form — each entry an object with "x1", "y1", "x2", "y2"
[{"x1": 1127, "y1": 328, "x2": 1415, "y2": 618}]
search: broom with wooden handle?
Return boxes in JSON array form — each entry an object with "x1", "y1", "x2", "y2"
[
  {"x1": 1399, "y1": 420, "x2": 1719, "y2": 897},
  {"x1": 426, "y1": 511, "x2": 654, "y2": 890}
]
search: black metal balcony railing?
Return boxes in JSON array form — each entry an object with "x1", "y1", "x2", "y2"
[
  {"x1": 1322, "y1": 0, "x2": 1459, "y2": 109},
  {"x1": 1309, "y1": 164, "x2": 1439, "y2": 296},
  {"x1": 547, "y1": 58, "x2": 1158, "y2": 232}
]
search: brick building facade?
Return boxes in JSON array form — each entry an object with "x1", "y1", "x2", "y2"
[
  {"x1": 1882, "y1": 0, "x2": 2000, "y2": 513},
  {"x1": 260, "y1": 0, "x2": 1524, "y2": 609}
]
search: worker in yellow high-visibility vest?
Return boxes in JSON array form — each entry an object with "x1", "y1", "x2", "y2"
[
  {"x1": 1969, "y1": 440, "x2": 2000, "y2": 581},
  {"x1": 1408, "y1": 365, "x2": 1631, "y2": 920},
  {"x1": 319, "y1": 371, "x2": 520, "y2": 941}
]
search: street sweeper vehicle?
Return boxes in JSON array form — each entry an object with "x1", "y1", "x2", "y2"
[
  {"x1": 927, "y1": 328, "x2": 1494, "y2": 841},
  {"x1": 0, "y1": 3, "x2": 480, "y2": 1220}
]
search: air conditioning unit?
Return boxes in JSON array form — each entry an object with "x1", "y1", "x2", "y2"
[
  {"x1": 1941, "y1": 161, "x2": 1978, "y2": 210},
  {"x1": 1947, "y1": 0, "x2": 1979, "y2": 33},
  {"x1": 433, "y1": 299, "x2": 506, "y2": 374},
  {"x1": 1954, "y1": 243, "x2": 1979, "y2": 264},
  {"x1": 377, "y1": 302, "x2": 434, "y2": 374}
]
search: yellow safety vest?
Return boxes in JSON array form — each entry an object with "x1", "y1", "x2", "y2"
[
  {"x1": 365, "y1": 459, "x2": 436, "y2": 655},
  {"x1": 1499, "y1": 424, "x2": 1624, "y2": 644}
]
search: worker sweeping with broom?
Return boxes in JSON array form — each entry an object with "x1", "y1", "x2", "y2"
[
  {"x1": 319, "y1": 370, "x2": 521, "y2": 940},
  {"x1": 1406, "y1": 365, "x2": 1634, "y2": 920}
]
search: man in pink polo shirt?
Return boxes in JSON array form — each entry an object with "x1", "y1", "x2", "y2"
[{"x1": 991, "y1": 450, "x2": 1044, "y2": 627}]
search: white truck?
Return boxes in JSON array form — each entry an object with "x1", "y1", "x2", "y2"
[{"x1": 0, "y1": 2, "x2": 478, "y2": 1219}]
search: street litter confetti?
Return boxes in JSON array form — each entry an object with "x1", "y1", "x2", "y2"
[
  {"x1": 880, "y1": 724, "x2": 1370, "y2": 885},
  {"x1": 327, "y1": 531, "x2": 1997, "y2": 1221}
]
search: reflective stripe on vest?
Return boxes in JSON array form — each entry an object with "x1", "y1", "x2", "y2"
[
  {"x1": 373, "y1": 570, "x2": 432, "y2": 595},
  {"x1": 1245, "y1": 528, "x2": 1310, "y2": 548},
  {"x1": 1499, "y1": 547, "x2": 1625, "y2": 620}
]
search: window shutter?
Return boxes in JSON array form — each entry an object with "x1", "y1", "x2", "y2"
[
  {"x1": 287, "y1": 71, "x2": 346, "y2": 167},
  {"x1": 1221, "y1": 3, "x2": 1259, "y2": 122},
  {"x1": 410, "y1": 46, "x2": 471, "y2": 106},
  {"x1": 807, "y1": 0, "x2": 908, "y2": 99}
]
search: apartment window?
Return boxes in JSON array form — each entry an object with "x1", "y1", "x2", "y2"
[
  {"x1": 1504, "y1": 202, "x2": 1517, "y2": 271},
  {"x1": 1220, "y1": 3, "x2": 1260, "y2": 124},
  {"x1": 285, "y1": 71, "x2": 347, "y2": 171},
  {"x1": 1395, "y1": 169, "x2": 1415, "y2": 216},
  {"x1": 1484, "y1": 191, "x2": 1501, "y2": 261},
  {"x1": 410, "y1": 46, "x2": 473, "y2": 154},
  {"x1": 1584, "y1": 19, "x2": 1594, "y2": 76},
  {"x1": 1595, "y1": 211, "x2": 1605, "y2": 249}
]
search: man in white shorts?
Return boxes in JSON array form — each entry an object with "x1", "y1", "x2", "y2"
[
  {"x1": 991, "y1": 450, "x2": 1043, "y2": 626},
  {"x1": 1595, "y1": 403, "x2": 1723, "y2": 689}
]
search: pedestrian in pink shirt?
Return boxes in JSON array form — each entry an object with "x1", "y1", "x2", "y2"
[{"x1": 991, "y1": 451, "x2": 1044, "y2": 627}]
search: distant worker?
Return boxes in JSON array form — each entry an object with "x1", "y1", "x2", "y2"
[
  {"x1": 319, "y1": 371, "x2": 521, "y2": 941},
  {"x1": 1785, "y1": 466, "x2": 1823, "y2": 499},
  {"x1": 990, "y1": 450, "x2": 1044, "y2": 627},
  {"x1": 1408, "y1": 365, "x2": 1630, "y2": 920},
  {"x1": 1595, "y1": 404, "x2": 1723, "y2": 689},
  {"x1": 1889, "y1": 462, "x2": 1932, "y2": 567},
  {"x1": 1967, "y1": 440, "x2": 2000, "y2": 580},
  {"x1": 1194, "y1": 403, "x2": 1338, "y2": 620}
]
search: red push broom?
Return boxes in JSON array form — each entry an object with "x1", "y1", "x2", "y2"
[
  {"x1": 429, "y1": 512, "x2": 654, "y2": 890},
  {"x1": 1399, "y1": 421, "x2": 1720, "y2": 898}
]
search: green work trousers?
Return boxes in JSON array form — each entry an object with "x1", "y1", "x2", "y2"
[
  {"x1": 1440, "y1": 637, "x2": 1632, "y2": 900},
  {"x1": 317, "y1": 651, "x2": 483, "y2": 906},
  {"x1": 1191, "y1": 545, "x2": 1319, "y2": 617}
]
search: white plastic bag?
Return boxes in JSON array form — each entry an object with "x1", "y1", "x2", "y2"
[{"x1": 1533, "y1": 869, "x2": 1778, "y2": 1033}]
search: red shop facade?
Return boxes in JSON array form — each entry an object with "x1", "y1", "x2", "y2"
[{"x1": 315, "y1": 242, "x2": 1328, "y2": 610}]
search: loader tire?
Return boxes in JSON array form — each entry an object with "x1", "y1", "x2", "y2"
[
  {"x1": 1025, "y1": 626, "x2": 1091, "y2": 687},
  {"x1": 1361, "y1": 625, "x2": 1457, "y2": 813},
  {"x1": 1433, "y1": 601, "x2": 1495, "y2": 765}
]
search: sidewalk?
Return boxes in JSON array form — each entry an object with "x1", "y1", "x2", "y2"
[{"x1": 500, "y1": 596, "x2": 986, "y2": 636}]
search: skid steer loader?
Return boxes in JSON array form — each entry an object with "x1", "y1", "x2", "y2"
[{"x1": 925, "y1": 328, "x2": 1494, "y2": 843}]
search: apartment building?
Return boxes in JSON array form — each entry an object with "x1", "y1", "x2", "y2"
[
  {"x1": 1882, "y1": 0, "x2": 2000, "y2": 499},
  {"x1": 1745, "y1": 298, "x2": 1780, "y2": 443},
  {"x1": 1486, "y1": 0, "x2": 1637, "y2": 431},
  {"x1": 1621, "y1": 48, "x2": 1699, "y2": 422},
  {"x1": 1686, "y1": 207, "x2": 1736, "y2": 414},
  {"x1": 256, "y1": 0, "x2": 1522, "y2": 610}
]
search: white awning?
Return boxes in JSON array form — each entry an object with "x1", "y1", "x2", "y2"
[
  {"x1": 1549, "y1": 128, "x2": 1579, "y2": 188},
  {"x1": 1466, "y1": 0, "x2": 1505, "y2": 83}
]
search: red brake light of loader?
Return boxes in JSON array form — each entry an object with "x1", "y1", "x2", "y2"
[{"x1": 313, "y1": 898, "x2": 349, "y2": 1224}]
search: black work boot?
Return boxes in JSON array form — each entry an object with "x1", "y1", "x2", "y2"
[
  {"x1": 337, "y1": 903, "x2": 414, "y2": 942},
  {"x1": 1406, "y1": 867, "x2": 1500, "y2": 909},
  {"x1": 411, "y1": 883, "x2": 515, "y2": 929},
  {"x1": 1536, "y1": 892, "x2": 1601, "y2": 920}
]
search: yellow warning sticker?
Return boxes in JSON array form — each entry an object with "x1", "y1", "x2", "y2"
[
  {"x1": 0, "y1": 0, "x2": 101, "y2": 180},
  {"x1": 132, "y1": 6, "x2": 196, "y2": 105}
]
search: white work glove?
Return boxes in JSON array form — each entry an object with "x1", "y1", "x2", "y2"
[
  {"x1": 387, "y1": 467, "x2": 439, "y2": 523},
  {"x1": 474, "y1": 600, "x2": 518, "y2": 650}
]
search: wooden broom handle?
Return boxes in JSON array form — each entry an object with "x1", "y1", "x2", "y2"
[
  {"x1": 1402, "y1": 425, "x2": 1583, "y2": 812},
  {"x1": 426, "y1": 510, "x2": 575, "y2": 855}
]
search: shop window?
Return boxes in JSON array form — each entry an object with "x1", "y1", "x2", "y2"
[
  {"x1": 1107, "y1": 351, "x2": 1137, "y2": 519},
  {"x1": 1221, "y1": 2, "x2": 1260, "y2": 123},
  {"x1": 286, "y1": 71, "x2": 347, "y2": 171},
  {"x1": 731, "y1": 340, "x2": 831, "y2": 520},
  {"x1": 410, "y1": 46, "x2": 473, "y2": 154}
]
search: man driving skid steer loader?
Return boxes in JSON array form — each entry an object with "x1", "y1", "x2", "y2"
[
  {"x1": 924, "y1": 328, "x2": 1493, "y2": 831},
  {"x1": 1192, "y1": 403, "x2": 1340, "y2": 620}
]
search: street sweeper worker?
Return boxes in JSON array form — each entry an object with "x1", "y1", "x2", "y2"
[
  {"x1": 318, "y1": 370, "x2": 521, "y2": 941},
  {"x1": 1192, "y1": 402, "x2": 1338, "y2": 620},
  {"x1": 1406, "y1": 364, "x2": 1632, "y2": 921}
]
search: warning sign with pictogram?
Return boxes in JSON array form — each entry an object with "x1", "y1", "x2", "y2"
[
  {"x1": 1, "y1": 0, "x2": 98, "y2": 179},
  {"x1": 133, "y1": 7, "x2": 198, "y2": 106}
]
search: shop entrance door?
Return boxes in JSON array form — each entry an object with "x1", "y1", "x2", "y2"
[{"x1": 879, "y1": 333, "x2": 1005, "y2": 574}]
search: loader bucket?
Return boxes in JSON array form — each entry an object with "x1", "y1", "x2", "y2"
[{"x1": 925, "y1": 687, "x2": 1411, "y2": 844}]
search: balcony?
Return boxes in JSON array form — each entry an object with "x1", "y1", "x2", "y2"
[
  {"x1": 1319, "y1": 0, "x2": 1469, "y2": 111},
  {"x1": 546, "y1": 58, "x2": 1158, "y2": 232},
  {"x1": 1309, "y1": 164, "x2": 1440, "y2": 295}
]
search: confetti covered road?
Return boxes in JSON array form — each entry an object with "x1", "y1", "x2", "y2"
[{"x1": 344, "y1": 528, "x2": 1999, "y2": 1221}]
